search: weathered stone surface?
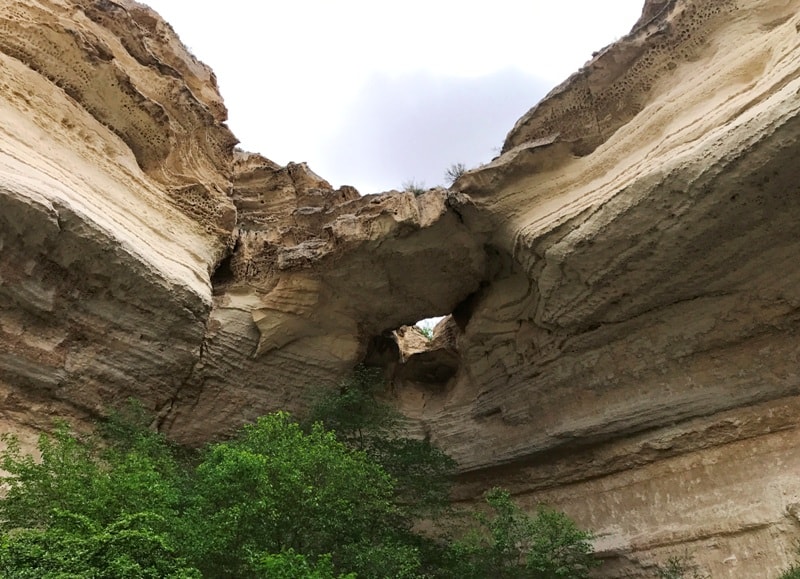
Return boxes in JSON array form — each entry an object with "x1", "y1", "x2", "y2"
[
  {"x1": 2, "y1": 0, "x2": 800, "y2": 576},
  {"x1": 433, "y1": 0, "x2": 800, "y2": 575},
  {"x1": 160, "y1": 153, "x2": 487, "y2": 442},
  {"x1": 0, "y1": 1, "x2": 487, "y2": 444},
  {"x1": 0, "y1": 0, "x2": 235, "y2": 442}
]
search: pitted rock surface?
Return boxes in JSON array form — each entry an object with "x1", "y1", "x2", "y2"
[{"x1": 2, "y1": 1, "x2": 800, "y2": 576}]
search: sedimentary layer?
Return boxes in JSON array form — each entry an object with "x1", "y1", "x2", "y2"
[{"x1": 2, "y1": 0, "x2": 800, "y2": 576}]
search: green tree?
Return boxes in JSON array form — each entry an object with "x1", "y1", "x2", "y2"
[
  {"x1": 0, "y1": 417, "x2": 198, "y2": 578},
  {"x1": 182, "y1": 411, "x2": 417, "y2": 578},
  {"x1": 306, "y1": 365, "x2": 399, "y2": 448},
  {"x1": 0, "y1": 398, "x2": 598, "y2": 579},
  {"x1": 449, "y1": 488, "x2": 599, "y2": 579},
  {"x1": 249, "y1": 550, "x2": 355, "y2": 579},
  {"x1": 0, "y1": 413, "x2": 188, "y2": 535},
  {"x1": 0, "y1": 511, "x2": 199, "y2": 578},
  {"x1": 306, "y1": 366, "x2": 456, "y2": 517}
]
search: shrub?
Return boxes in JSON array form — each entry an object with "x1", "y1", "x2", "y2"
[
  {"x1": 305, "y1": 366, "x2": 456, "y2": 517},
  {"x1": 449, "y1": 488, "x2": 599, "y2": 579},
  {"x1": 183, "y1": 412, "x2": 401, "y2": 577},
  {"x1": 402, "y1": 179, "x2": 426, "y2": 196},
  {"x1": 0, "y1": 417, "x2": 198, "y2": 578},
  {"x1": 0, "y1": 511, "x2": 200, "y2": 578},
  {"x1": 654, "y1": 554, "x2": 710, "y2": 579},
  {"x1": 0, "y1": 394, "x2": 598, "y2": 578},
  {"x1": 250, "y1": 550, "x2": 354, "y2": 579},
  {"x1": 416, "y1": 325, "x2": 434, "y2": 340},
  {"x1": 444, "y1": 162, "x2": 467, "y2": 185}
]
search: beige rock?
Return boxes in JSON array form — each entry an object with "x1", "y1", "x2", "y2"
[
  {"x1": 436, "y1": 0, "x2": 800, "y2": 575},
  {"x1": 161, "y1": 155, "x2": 487, "y2": 441},
  {"x1": 0, "y1": 0, "x2": 232, "y2": 439},
  {"x1": 2, "y1": 0, "x2": 800, "y2": 576}
]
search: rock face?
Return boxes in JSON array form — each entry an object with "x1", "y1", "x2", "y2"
[
  {"x1": 2, "y1": 0, "x2": 800, "y2": 576},
  {"x1": 0, "y1": 0, "x2": 236, "y2": 438}
]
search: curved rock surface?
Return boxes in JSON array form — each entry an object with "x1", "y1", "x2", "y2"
[{"x1": 2, "y1": 0, "x2": 800, "y2": 576}]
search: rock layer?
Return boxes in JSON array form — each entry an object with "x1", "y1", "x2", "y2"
[
  {"x1": 438, "y1": 1, "x2": 800, "y2": 575},
  {"x1": 0, "y1": 0, "x2": 232, "y2": 438},
  {"x1": 2, "y1": 0, "x2": 800, "y2": 576}
]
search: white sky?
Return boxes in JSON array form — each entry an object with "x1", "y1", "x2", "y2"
[{"x1": 144, "y1": 1, "x2": 644, "y2": 193}]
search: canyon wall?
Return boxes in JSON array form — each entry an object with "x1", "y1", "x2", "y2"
[{"x1": 2, "y1": 0, "x2": 800, "y2": 576}]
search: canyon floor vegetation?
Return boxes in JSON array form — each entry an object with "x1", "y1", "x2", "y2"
[{"x1": 0, "y1": 369, "x2": 599, "y2": 578}]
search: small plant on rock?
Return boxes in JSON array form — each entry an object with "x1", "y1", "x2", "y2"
[
  {"x1": 444, "y1": 162, "x2": 467, "y2": 185},
  {"x1": 401, "y1": 179, "x2": 426, "y2": 196},
  {"x1": 416, "y1": 325, "x2": 433, "y2": 340}
]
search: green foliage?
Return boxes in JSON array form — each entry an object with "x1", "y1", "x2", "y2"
[
  {"x1": 183, "y1": 411, "x2": 402, "y2": 577},
  {"x1": 654, "y1": 554, "x2": 710, "y2": 579},
  {"x1": 306, "y1": 366, "x2": 456, "y2": 517},
  {"x1": 0, "y1": 511, "x2": 199, "y2": 578},
  {"x1": 306, "y1": 365, "x2": 399, "y2": 447},
  {"x1": 0, "y1": 416, "x2": 186, "y2": 535},
  {"x1": 0, "y1": 414, "x2": 198, "y2": 578},
  {"x1": 402, "y1": 178, "x2": 427, "y2": 196},
  {"x1": 306, "y1": 369, "x2": 597, "y2": 577},
  {"x1": 444, "y1": 162, "x2": 467, "y2": 185},
  {"x1": 250, "y1": 550, "x2": 355, "y2": 579},
  {"x1": 367, "y1": 436, "x2": 456, "y2": 516},
  {"x1": 0, "y1": 422, "x2": 103, "y2": 530},
  {"x1": 449, "y1": 488, "x2": 599, "y2": 579},
  {"x1": 0, "y1": 395, "x2": 597, "y2": 579},
  {"x1": 416, "y1": 324, "x2": 434, "y2": 340},
  {"x1": 0, "y1": 405, "x2": 429, "y2": 578}
]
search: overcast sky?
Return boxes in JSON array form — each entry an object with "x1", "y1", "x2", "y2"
[{"x1": 143, "y1": 0, "x2": 644, "y2": 193}]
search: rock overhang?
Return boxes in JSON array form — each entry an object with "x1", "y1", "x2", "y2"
[{"x1": 3, "y1": 0, "x2": 800, "y2": 576}]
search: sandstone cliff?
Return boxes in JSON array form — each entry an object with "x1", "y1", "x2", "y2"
[{"x1": 2, "y1": 0, "x2": 800, "y2": 576}]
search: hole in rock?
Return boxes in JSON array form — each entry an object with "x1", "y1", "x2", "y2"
[
  {"x1": 362, "y1": 333, "x2": 400, "y2": 368},
  {"x1": 452, "y1": 289, "x2": 482, "y2": 330},
  {"x1": 413, "y1": 316, "x2": 444, "y2": 339},
  {"x1": 210, "y1": 253, "x2": 235, "y2": 289},
  {"x1": 211, "y1": 239, "x2": 240, "y2": 291},
  {"x1": 390, "y1": 316, "x2": 459, "y2": 386}
]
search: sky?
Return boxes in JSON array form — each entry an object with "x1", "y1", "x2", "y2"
[{"x1": 143, "y1": 1, "x2": 644, "y2": 194}]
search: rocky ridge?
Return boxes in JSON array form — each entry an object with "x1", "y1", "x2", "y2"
[{"x1": 2, "y1": 0, "x2": 800, "y2": 576}]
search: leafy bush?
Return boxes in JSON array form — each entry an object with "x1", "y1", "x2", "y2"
[
  {"x1": 305, "y1": 365, "x2": 399, "y2": 446},
  {"x1": 654, "y1": 554, "x2": 710, "y2": 579},
  {"x1": 0, "y1": 511, "x2": 200, "y2": 578},
  {"x1": 306, "y1": 369, "x2": 599, "y2": 577},
  {"x1": 0, "y1": 406, "x2": 420, "y2": 578},
  {"x1": 0, "y1": 417, "x2": 197, "y2": 578},
  {"x1": 183, "y1": 412, "x2": 402, "y2": 577},
  {"x1": 449, "y1": 488, "x2": 598, "y2": 579},
  {"x1": 250, "y1": 550, "x2": 354, "y2": 579},
  {"x1": 305, "y1": 366, "x2": 456, "y2": 516},
  {"x1": 0, "y1": 391, "x2": 598, "y2": 578}
]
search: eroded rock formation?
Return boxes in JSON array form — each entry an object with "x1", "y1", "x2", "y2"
[{"x1": 1, "y1": 0, "x2": 800, "y2": 576}]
